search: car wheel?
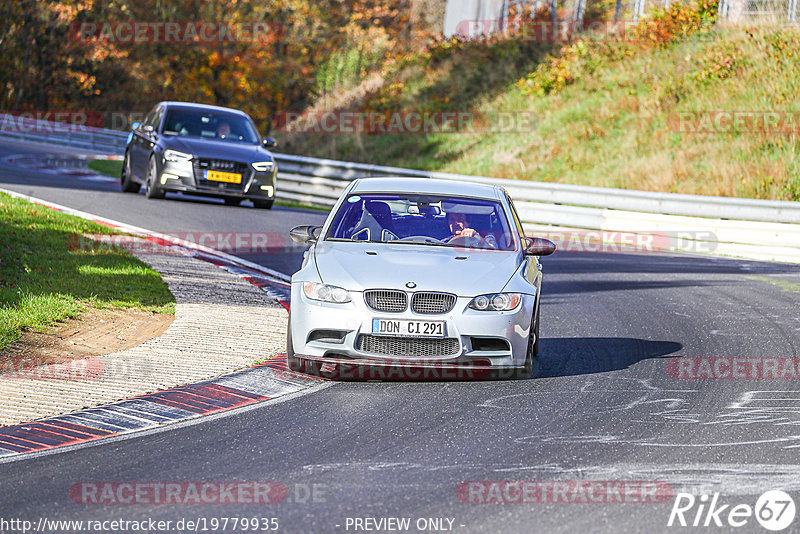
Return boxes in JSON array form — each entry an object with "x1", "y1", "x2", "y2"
[
  {"x1": 514, "y1": 301, "x2": 540, "y2": 379},
  {"x1": 253, "y1": 199, "x2": 274, "y2": 210},
  {"x1": 286, "y1": 315, "x2": 303, "y2": 372},
  {"x1": 120, "y1": 151, "x2": 140, "y2": 193},
  {"x1": 224, "y1": 198, "x2": 242, "y2": 206},
  {"x1": 145, "y1": 156, "x2": 165, "y2": 199},
  {"x1": 531, "y1": 299, "x2": 541, "y2": 358}
]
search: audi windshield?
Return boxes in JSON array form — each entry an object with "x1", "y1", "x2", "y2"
[{"x1": 162, "y1": 108, "x2": 260, "y2": 144}]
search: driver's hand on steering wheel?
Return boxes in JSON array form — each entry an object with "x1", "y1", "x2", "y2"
[{"x1": 455, "y1": 228, "x2": 480, "y2": 238}]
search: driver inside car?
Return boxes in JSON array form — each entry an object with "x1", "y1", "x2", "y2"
[
  {"x1": 446, "y1": 211, "x2": 498, "y2": 248},
  {"x1": 216, "y1": 121, "x2": 232, "y2": 138}
]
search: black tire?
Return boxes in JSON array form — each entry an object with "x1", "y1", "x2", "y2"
[
  {"x1": 120, "y1": 151, "x2": 140, "y2": 193},
  {"x1": 514, "y1": 300, "x2": 540, "y2": 379},
  {"x1": 224, "y1": 198, "x2": 242, "y2": 206},
  {"x1": 253, "y1": 199, "x2": 274, "y2": 210},
  {"x1": 531, "y1": 298, "x2": 541, "y2": 358},
  {"x1": 144, "y1": 156, "x2": 165, "y2": 199},
  {"x1": 286, "y1": 315, "x2": 303, "y2": 372}
]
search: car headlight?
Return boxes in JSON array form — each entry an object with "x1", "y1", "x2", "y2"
[
  {"x1": 164, "y1": 149, "x2": 193, "y2": 162},
  {"x1": 468, "y1": 293, "x2": 522, "y2": 311},
  {"x1": 303, "y1": 282, "x2": 351, "y2": 303},
  {"x1": 252, "y1": 161, "x2": 274, "y2": 172}
]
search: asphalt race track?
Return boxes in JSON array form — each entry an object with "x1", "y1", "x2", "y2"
[{"x1": 1, "y1": 137, "x2": 800, "y2": 533}]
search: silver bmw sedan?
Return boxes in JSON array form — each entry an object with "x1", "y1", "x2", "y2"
[{"x1": 287, "y1": 177, "x2": 555, "y2": 380}]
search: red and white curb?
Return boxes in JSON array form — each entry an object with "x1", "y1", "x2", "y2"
[{"x1": 0, "y1": 355, "x2": 321, "y2": 458}]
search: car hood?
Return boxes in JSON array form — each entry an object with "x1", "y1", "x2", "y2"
[
  {"x1": 313, "y1": 241, "x2": 521, "y2": 296},
  {"x1": 163, "y1": 136, "x2": 270, "y2": 161}
]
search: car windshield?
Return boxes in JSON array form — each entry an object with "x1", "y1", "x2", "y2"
[
  {"x1": 325, "y1": 193, "x2": 516, "y2": 250},
  {"x1": 162, "y1": 109, "x2": 260, "y2": 144}
]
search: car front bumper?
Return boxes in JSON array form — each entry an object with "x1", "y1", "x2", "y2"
[
  {"x1": 289, "y1": 283, "x2": 536, "y2": 377},
  {"x1": 157, "y1": 159, "x2": 276, "y2": 200}
]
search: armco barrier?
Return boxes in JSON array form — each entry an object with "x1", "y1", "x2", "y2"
[{"x1": 1, "y1": 114, "x2": 799, "y2": 263}]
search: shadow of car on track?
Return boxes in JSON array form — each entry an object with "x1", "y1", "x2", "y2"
[
  {"x1": 533, "y1": 337, "x2": 682, "y2": 379},
  {"x1": 540, "y1": 251, "x2": 798, "y2": 275}
]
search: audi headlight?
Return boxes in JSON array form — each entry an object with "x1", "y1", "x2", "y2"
[
  {"x1": 164, "y1": 149, "x2": 193, "y2": 162},
  {"x1": 468, "y1": 293, "x2": 522, "y2": 311},
  {"x1": 252, "y1": 161, "x2": 274, "y2": 172},
  {"x1": 303, "y1": 282, "x2": 351, "y2": 303}
]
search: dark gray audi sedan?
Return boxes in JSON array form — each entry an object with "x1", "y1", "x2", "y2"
[{"x1": 121, "y1": 101, "x2": 277, "y2": 208}]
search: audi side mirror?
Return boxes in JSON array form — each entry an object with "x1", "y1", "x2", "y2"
[
  {"x1": 524, "y1": 237, "x2": 556, "y2": 256},
  {"x1": 290, "y1": 225, "x2": 322, "y2": 244},
  {"x1": 263, "y1": 137, "x2": 277, "y2": 148}
]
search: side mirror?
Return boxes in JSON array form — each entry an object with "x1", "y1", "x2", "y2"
[
  {"x1": 263, "y1": 137, "x2": 277, "y2": 148},
  {"x1": 131, "y1": 121, "x2": 141, "y2": 131},
  {"x1": 143, "y1": 124, "x2": 154, "y2": 133},
  {"x1": 524, "y1": 237, "x2": 556, "y2": 256},
  {"x1": 290, "y1": 225, "x2": 322, "y2": 244}
]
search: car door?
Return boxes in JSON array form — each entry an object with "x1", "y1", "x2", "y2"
[
  {"x1": 141, "y1": 105, "x2": 164, "y2": 169},
  {"x1": 130, "y1": 106, "x2": 157, "y2": 178}
]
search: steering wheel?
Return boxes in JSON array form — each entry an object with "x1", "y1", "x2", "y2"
[
  {"x1": 398, "y1": 235, "x2": 442, "y2": 244},
  {"x1": 443, "y1": 234, "x2": 491, "y2": 248}
]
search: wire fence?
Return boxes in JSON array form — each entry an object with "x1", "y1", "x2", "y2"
[
  {"x1": 719, "y1": 0, "x2": 799, "y2": 22},
  {"x1": 445, "y1": 0, "x2": 800, "y2": 36}
]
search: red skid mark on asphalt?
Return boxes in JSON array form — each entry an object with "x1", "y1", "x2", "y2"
[
  {"x1": 0, "y1": 421, "x2": 115, "y2": 454},
  {"x1": 140, "y1": 383, "x2": 269, "y2": 415}
]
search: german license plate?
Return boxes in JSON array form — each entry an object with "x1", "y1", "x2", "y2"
[
  {"x1": 205, "y1": 170, "x2": 242, "y2": 184},
  {"x1": 372, "y1": 318, "x2": 445, "y2": 338}
]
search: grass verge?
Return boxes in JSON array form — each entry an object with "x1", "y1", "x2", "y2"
[
  {"x1": 87, "y1": 158, "x2": 123, "y2": 178},
  {"x1": 0, "y1": 192, "x2": 175, "y2": 350},
  {"x1": 278, "y1": 1, "x2": 800, "y2": 201}
]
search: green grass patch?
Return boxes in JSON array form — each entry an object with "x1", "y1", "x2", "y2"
[
  {"x1": 0, "y1": 193, "x2": 174, "y2": 349},
  {"x1": 88, "y1": 159, "x2": 123, "y2": 178}
]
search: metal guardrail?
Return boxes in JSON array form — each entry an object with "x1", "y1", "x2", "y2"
[{"x1": 2, "y1": 114, "x2": 799, "y2": 263}]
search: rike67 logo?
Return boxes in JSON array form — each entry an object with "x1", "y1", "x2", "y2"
[{"x1": 668, "y1": 490, "x2": 796, "y2": 531}]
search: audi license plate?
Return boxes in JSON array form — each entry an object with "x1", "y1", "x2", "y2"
[
  {"x1": 205, "y1": 170, "x2": 242, "y2": 184},
  {"x1": 372, "y1": 318, "x2": 445, "y2": 338}
]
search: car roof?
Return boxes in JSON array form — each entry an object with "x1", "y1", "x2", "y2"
[
  {"x1": 350, "y1": 177, "x2": 503, "y2": 200},
  {"x1": 158, "y1": 101, "x2": 250, "y2": 117}
]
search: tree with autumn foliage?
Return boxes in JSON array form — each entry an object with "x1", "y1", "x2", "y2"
[{"x1": 0, "y1": 0, "x2": 445, "y2": 134}]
